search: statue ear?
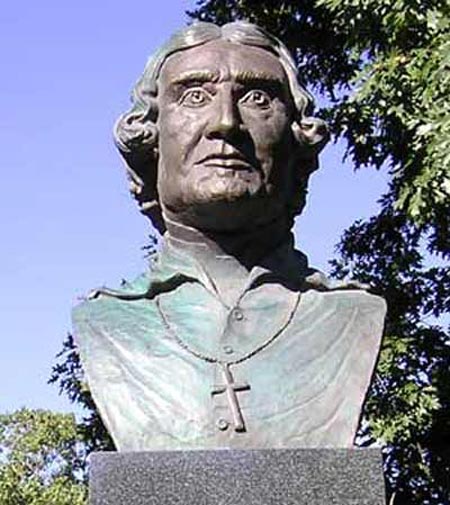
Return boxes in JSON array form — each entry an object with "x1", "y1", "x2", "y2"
[
  {"x1": 291, "y1": 117, "x2": 329, "y2": 154},
  {"x1": 113, "y1": 108, "x2": 164, "y2": 233},
  {"x1": 114, "y1": 110, "x2": 159, "y2": 193},
  {"x1": 114, "y1": 110, "x2": 158, "y2": 154},
  {"x1": 287, "y1": 117, "x2": 328, "y2": 219}
]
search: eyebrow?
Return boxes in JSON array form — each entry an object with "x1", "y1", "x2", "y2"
[
  {"x1": 170, "y1": 70, "x2": 285, "y2": 87},
  {"x1": 170, "y1": 71, "x2": 220, "y2": 86},
  {"x1": 234, "y1": 71, "x2": 284, "y2": 87}
]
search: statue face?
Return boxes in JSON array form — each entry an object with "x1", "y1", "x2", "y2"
[{"x1": 157, "y1": 39, "x2": 296, "y2": 231}]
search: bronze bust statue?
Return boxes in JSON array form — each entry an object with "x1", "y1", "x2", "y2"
[{"x1": 73, "y1": 21, "x2": 386, "y2": 451}]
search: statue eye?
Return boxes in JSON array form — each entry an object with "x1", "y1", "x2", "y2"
[
  {"x1": 180, "y1": 88, "x2": 211, "y2": 107},
  {"x1": 240, "y1": 90, "x2": 271, "y2": 109}
]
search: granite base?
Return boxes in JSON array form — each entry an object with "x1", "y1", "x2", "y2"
[{"x1": 90, "y1": 448, "x2": 386, "y2": 505}]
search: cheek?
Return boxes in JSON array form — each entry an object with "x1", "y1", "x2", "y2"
[
  {"x1": 158, "y1": 109, "x2": 205, "y2": 164},
  {"x1": 247, "y1": 116, "x2": 291, "y2": 162},
  {"x1": 242, "y1": 102, "x2": 290, "y2": 146},
  {"x1": 243, "y1": 112, "x2": 293, "y2": 193}
]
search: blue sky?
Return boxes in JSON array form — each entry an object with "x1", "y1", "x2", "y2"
[{"x1": 0, "y1": 1, "x2": 388, "y2": 415}]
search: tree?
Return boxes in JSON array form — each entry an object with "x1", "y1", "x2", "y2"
[
  {"x1": 186, "y1": 1, "x2": 450, "y2": 503},
  {"x1": 331, "y1": 211, "x2": 450, "y2": 504},
  {"x1": 49, "y1": 334, "x2": 115, "y2": 456},
  {"x1": 0, "y1": 409, "x2": 87, "y2": 505}
]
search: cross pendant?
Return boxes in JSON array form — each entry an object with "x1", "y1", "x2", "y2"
[{"x1": 211, "y1": 363, "x2": 250, "y2": 432}]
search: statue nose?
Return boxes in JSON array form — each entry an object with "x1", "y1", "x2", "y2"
[{"x1": 205, "y1": 94, "x2": 243, "y2": 139}]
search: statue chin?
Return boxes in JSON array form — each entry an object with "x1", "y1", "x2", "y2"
[
  {"x1": 184, "y1": 166, "x2": 265, "y2": 203},
  {"x1": 162, "y1": 192, "x2": 286, "y2": 234}
]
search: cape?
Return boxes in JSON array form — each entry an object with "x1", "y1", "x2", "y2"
[{"x1": 73, "y1": 241, "x2": 386, "y2": 450}]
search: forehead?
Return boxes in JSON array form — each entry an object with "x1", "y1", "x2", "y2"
[{"x1": 158, "y1": 39, "x2": 287, "y2": 87}]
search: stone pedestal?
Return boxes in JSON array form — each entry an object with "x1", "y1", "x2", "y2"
[{"x1": 90, "y1": 449, "x2": 386, "y2": 505}]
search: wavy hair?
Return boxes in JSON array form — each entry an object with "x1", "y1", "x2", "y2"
[{"x1": 114, "y1": 21, "x2": 329, "y2": 232}]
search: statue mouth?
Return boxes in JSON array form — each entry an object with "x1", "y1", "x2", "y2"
[
  {"x1": 204, "y1": 159, "x2": 253, "y2": 171},
  {"x1": 196, "y1": 153, "x2": 254, "y2": 171}
]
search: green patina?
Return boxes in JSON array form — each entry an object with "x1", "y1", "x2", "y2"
[{"x1": 73, "y1": 240, "x2": 386, "y2": 450}]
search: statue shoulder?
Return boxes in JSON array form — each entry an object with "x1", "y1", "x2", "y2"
[
  {"x1": 72, "y1": 270, "x2": 157, "y2": 346},
  {"x1": 290, "y1": 248, "x2": 380, "y2": 295},
  {"x1": 303, "y1": 268, "x2": 375, "y2": 292},
  {"x1": 300, "y1": 287, "x2": 387, "y2": 339},
  {"x1": 330, "y1": 287, "x2": 387, "y2": 317}
]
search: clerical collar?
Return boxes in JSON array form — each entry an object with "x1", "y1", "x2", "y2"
[
  {"x1": 153, "y1": 233, "x2": 313, "y2": 295},
  {"x1": 87, "y1": 225, "x2": 351, "y2": 303},
  {"x1": 161, "y1": 212, "x2": 294, "y2": 266}
]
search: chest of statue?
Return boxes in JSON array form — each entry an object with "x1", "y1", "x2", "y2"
[{"x1": 74, "y1": 280, "x2": 385, "y2": 451}]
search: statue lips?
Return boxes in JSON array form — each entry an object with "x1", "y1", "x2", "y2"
[{"x1": 195, "y1": 153, "x2": 256, "y2": 175}]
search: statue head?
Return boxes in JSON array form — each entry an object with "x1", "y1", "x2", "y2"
[{"x1": 114, "y1": 21, "x2": 329, "y2": 233}]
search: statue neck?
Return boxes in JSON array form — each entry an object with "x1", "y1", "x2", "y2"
[
  {"x1": 162, "y1": 214, "x2": 292, "y2": 306},
  {"x1": 163, "y1": 213, "x2": 291, "y2": 269}
]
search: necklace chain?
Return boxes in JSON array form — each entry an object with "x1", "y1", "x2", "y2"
[{"x1": 155, "y1": 293, "x2": 301, "y2": 366}]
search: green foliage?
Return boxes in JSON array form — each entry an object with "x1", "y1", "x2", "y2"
[
  {"x1": 321, "y1": 0, "x2": 450, "y2": 250},
  {"x1": 0, "y1": 409, "x2": 87, "y2": 505},
  {"x1": 49, "y1": 334, "x2": 115, "y2": 454},
  {"x1": 189, "y1": 1, "x2": 450, "y2": 503},
  {"x1": 0, "y1": 333, "x2": 115, "y2": 504},
  {"x1": 331, "y1": 210, "x2": 450, "y2": 503}
]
